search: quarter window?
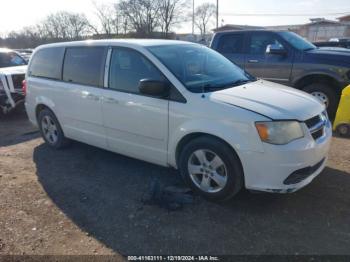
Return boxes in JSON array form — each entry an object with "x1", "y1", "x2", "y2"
[
  {"x1": 217, "y1": 34, "x2": 244, "y2": 54},
  {"x1": 63, "y1": 47, "x2": 106, "y2": 86},
  {"x1": 29, "y1": 47, "x2": 64, "y2": 79},
  {"x1": 109, "y1": 48, "x2": 164, "y2": 93}
]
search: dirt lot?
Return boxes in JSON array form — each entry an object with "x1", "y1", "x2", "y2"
[{"x1": 1, "y1": 110, "x2": 350, "y2": 256}]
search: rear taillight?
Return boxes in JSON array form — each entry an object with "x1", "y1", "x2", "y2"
[{"x1": 22, "y1": 80, "x2": 27, "y2": 96}]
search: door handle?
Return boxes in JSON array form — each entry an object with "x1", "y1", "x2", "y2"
[
  {"x1": 103, "y1": 97, "x2": 119, "y2": 104},
  {"x1": 248, "y1": 59, "x2": 259, "y2": 63}
]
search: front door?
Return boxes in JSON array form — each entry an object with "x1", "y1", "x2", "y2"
[
  {"x1": 101, "y1": 47, "x2": 169, "y2": 166},
  {"x1": 245, "y1": 32, "x2": 293, "y2": 84}
]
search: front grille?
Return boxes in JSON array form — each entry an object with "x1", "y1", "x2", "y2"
[
  {"x1": 284, "y1": 158, "x2": 326, "y2": 185},
  {"x1": 305, "y1": 115, "x2": 322, "y2": 129},
  {"x1": 312, "y1": 128, "x2": 324, "y2": 140},
  {"x1": 305, "y1": 113, "x2": 327, "y2": 141},
  {"x1": 11, "y1": 74, "x2": 25, "y2": 90}
]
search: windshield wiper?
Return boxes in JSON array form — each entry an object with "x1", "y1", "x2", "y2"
[
  {"x1": 201, "y1": 84, "x2": 222, "y2": 92},
  {"x1": 224, "y1": 79, "x2": 254, "y2": 87},
  {"x1": 204, "y1": 79, "x2": 253, "y2": 91},
  {"x1": 189, "y1": 79, "x2": 255, "y2": 93},
  {"x1": 303, "y1": 47, "x2": 315, "y2": 51}
]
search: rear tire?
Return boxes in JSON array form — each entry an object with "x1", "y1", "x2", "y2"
[
  {"x1": 178, "y1": 136, "x2": 244, "y2": 201},
  {"x1": 303, "y1": 83, "x2": 338, "y2": 119},
  {"x1": 38, "y1": 108, "x2": 70, "y2": 149}
]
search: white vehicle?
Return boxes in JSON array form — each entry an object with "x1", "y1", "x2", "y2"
[
  {"x1": 25, "y1": 40, "x2": 332, "y2": 200},
  {"x1": 0, "y1": 48, "x2": 27, "y2": 115}
]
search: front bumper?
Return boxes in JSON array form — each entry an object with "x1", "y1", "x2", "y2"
[{"x1": 240, "y1": 120, "x2": 332, "y2": 193}]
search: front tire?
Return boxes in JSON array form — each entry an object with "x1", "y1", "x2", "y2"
[
  {"x1": 179, "y1": 136, "x2": 244, "y2": 201},
  {"x1": 303, "y1": 83, "x2": 339, "y2": 119},
  {"x1": 38, "y1": 108, "x2": 70, "y2": 149}
]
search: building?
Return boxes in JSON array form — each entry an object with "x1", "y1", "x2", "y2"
[
  {"x1": 338, "y1": 15, "x2": 350, "y2": 23},
  {"x1": 294, "y1": 18, "x2": 350, "y2": 42}
]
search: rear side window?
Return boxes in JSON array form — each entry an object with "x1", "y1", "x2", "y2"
[
  {"x1": 217, "y1": 34, "x2": 244, "y2": 54},
  {"x1": 63, "y1": 47, "x2": 107, "y2": 87},
  {"x1": 29, "y1": 47, "x2": 65, "y2": 80}
]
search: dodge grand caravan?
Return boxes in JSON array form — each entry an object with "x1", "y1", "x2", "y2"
[{"x1": 25, "y1": 40, "x2": 332, "y2": 200}]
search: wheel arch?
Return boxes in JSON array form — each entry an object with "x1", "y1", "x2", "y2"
[
  {"x1": 169, "y1": 117, "x2": 265, "y2": 169},
  {"x1": 175, "y1": 132, "x2": 244, "y2": 175},
  {"x1": 35, "y1": 103, "x2": 55, "y2": 122},
  {"x1": 34, "y1": 96, "x2": 56, "y2": 122},
  {"x1": 294, "y1": 73, "x2": 342, "y2": 97}
]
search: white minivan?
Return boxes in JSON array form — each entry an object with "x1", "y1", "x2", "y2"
[{"x1": 25, "y1": 40, "x2": 332, "y2": 200}]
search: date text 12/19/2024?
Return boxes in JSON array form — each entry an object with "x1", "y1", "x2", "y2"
[{"x1": 128, "y1": 256, "x2": 220, "y2": 261}]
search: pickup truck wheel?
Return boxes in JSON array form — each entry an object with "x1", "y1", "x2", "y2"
[
  {"x1": 302, "y1": 83, "x2": 338, "y2": 118},
  {"x1": 38, "y1": 109, "x2": 70, "y2": 149},
  {"x1": 179, "y1": 136, "x2": 243, "y2": 201}
]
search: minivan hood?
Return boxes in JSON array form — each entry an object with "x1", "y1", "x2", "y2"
[{"x1": 210, "y1": 80, "x2": 324, "y2": 121}]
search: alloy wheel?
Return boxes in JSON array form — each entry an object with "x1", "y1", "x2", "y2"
[
  {"x1": 41, "y1": 115, "x2": 58, "y2": 144},
  {"x1": 187, "y1": 149, "x2": 228, "y2": 193}
]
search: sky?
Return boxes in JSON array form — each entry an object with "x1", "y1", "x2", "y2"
[{"x1": 0, "y1": 0, "x2": 350, "y2": 35}]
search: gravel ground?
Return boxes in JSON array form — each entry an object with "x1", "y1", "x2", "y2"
[{"x1": 0, "y1": 110, "x2": 350, "y2": 256}]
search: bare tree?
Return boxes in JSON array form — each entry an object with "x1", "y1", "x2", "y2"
[
  {"x1": 118, "y1": 0, "x2": 161, "y2": 36},
  {"x1": 92, "y1": 2, "x2": 120, "y2": 36},
  {"x1": 4, "y1": 26, "x2": 45, "y2": 48},
  {"x1": 41, "y1": 11, "x2": 91, "y2": 39},
  {"x1": 121, "y1": 15, "x2": 129, "y2": 35},
  {"x1": 194, "y1": 3, "x2": 216, "y2": 37},
  {"x1": 158, "y1": 0, "x2": 188, "y2": 38},
  {"x1": 1, "y1": 11, "x2": 92, "y2": 48},
  {"x1": 68, "y1": 13, "x2": 93, "y2": 38}
]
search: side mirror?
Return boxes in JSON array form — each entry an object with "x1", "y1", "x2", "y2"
[
  {"x1": 139, "y1": 79, "x2": 170, "y2": 98},
  {"x1": 266, "y1": 44, "x2": 287, "y2": 56}
]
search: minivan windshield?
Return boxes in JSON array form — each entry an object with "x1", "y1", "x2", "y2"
[
  {"x1": 278, "y1": 31, "x2": 316, "y2": 51},
  {"x1": 148, "y1": 44, "x2": 255, "y2": 93}
]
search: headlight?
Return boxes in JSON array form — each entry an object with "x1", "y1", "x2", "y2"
[{"x1": 255, "y1": 121, "x2": 304, "y2": 145}]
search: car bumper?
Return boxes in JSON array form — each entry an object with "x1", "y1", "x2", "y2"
[
  {"x1": 240, "y1": 121, "x2": 332, "y2": 193},
  {"x1": 24, "y1": 101, "x2": 38, "y2": 127}
]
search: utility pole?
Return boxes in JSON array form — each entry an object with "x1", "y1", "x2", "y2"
[
  {"x1": 216, "y1": 0, "x2": 219, "y2": 29},
  {"x1": 192, "y1": 0, "x2": 195, "y2": 35}
]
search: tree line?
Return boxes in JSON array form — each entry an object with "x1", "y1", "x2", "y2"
[{"x1": 0, "y1": 0, "x2": 217, "y2": 49}]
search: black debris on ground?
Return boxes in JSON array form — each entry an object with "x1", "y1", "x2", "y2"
[{"x1": 142, "y1": 179, "x2": 194, "y2": 211}]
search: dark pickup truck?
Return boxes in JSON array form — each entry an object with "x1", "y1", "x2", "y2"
[{"x1": 210, "y1": 30, "x2": 350, "y2": 117}]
